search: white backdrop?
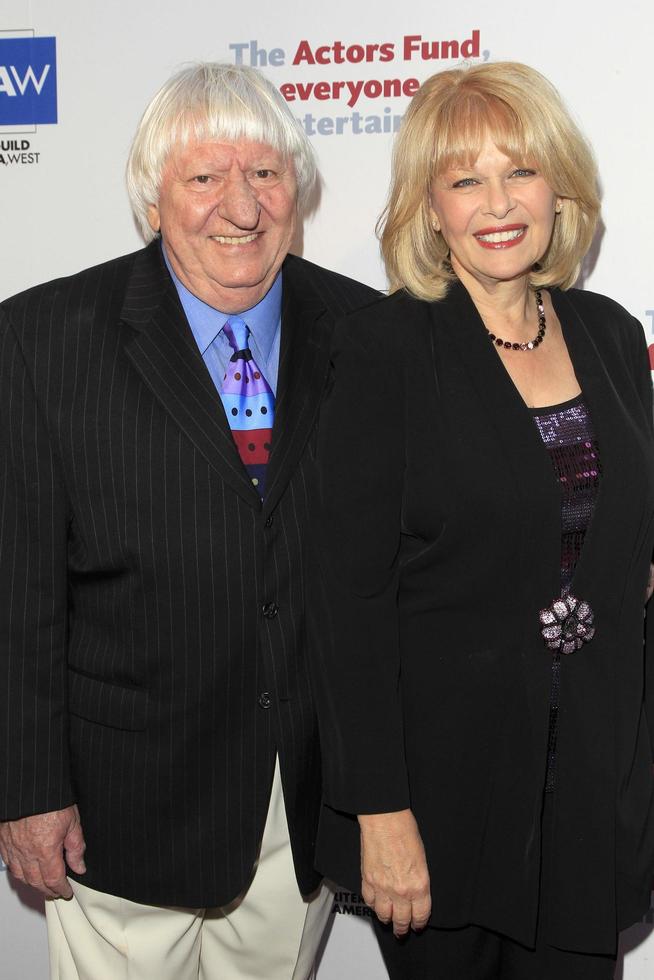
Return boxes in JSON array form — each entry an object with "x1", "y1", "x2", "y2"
[{"x1": 1, "y1": 0, "x2": 653, "y2": 976}]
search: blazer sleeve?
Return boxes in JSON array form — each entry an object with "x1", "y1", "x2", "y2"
[
  {"x1": 310, "y1": 313, "x2": 411, "y2": 815},
  {"x1": 625, "y1": 314, "x2": 654, "y2": 430},
  {"x1": 630, "y1": 320, "x2": 654, "y2": 760},
  {"x1": 0, "y1": 308, "x2": 74, "y2": 820}
]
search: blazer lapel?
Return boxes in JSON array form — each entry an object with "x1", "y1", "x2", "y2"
[
  {"x1": 434, "y1": 281, "x2": 563, "y2": 592},
  {"x1": 552, "y1": 289, "x2": 653, "y2": 599},
  {"x1": 263, "y1": 260, "x2": 333, "y2": 516},
  {"x1": 432, "y1": 282, "x2": 564, "y2": 742},
  {"x1": 120, "y1": 243, "x2": 260, "y2": 507},
  {"x1": 431, "y1": 282, "x2": 651, "y2": 601}
]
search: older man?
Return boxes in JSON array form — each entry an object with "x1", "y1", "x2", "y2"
[{"x1": 0, "y1": 64, "x2": 376, "y2": 979}]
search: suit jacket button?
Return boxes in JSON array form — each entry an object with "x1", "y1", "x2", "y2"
[
  {"x1": 258, "y1": 692, "x2": 272, "y2": 709},
  {"x1": 265, "y1": 515, "x2": 274, "y2": 528},
  {"x1": 262, "y1": 601, "x2": 278, "y2": 619}
]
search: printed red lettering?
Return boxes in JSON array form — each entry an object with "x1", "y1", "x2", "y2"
[
  {"x1": 461, "y1": 30, "x2": 480, "y2": 58},
  {"x1": 293, "y1": 40, "x2": 314, "y2": 65},
  {"x1": 402, "y1": 77, "x2": 420, "y2": 97},
  {"x1": 315, "y1": 46, "x2": 332, "y2": 65},
  {"x1": 363, "y1": 78, "x2": 382, "y2": 99},
  {"x1": 403, "y1": 35, "x2": 421, "y2": 60},
  {"x1": 345, "y1": 79, "x2": 364, "y2": 107},
  {"x1": 403, "y1": 31, "x2": 480, "y2": 62},
  {"x1": 295, "y1": 82, "x2": 314, "y2": 101},
  {"x1": 333, "y1": 40, "x2": 346, "y2": 63},
  {"x1": 291, "y1": 38, "x2": 397, "y2": 66}
]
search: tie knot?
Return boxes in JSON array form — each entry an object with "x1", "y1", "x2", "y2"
[{"x1": 223, "y1": 317, "x2": 250, "y2": 354}]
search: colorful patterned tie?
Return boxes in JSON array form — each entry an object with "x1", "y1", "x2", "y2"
[{"x1": 220, "y1": 317, "x2": 274, "y2": 496}]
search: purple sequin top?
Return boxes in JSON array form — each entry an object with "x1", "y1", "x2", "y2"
[
  {"x1": 531, "y1": 395, "x2": 601, "y2": 791},
  {"x1": 531, "y1": 395, "x2": 601, "y2": 592}
]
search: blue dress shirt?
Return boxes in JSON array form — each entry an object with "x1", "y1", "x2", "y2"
[{"x1": 162, "y1": 244, "x2": 282, "y2": 395}]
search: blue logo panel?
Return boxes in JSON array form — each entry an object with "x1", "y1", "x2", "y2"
[{"x1": 0, "y1": 36, "x2": 57, "y2": 125}]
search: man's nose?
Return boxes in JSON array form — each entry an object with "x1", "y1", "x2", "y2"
[{"x1": 217, "y1": 173, "x2": 260, "y2": 229}]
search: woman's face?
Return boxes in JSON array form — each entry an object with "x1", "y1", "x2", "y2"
[{"x1": 429, "y1": 138, "x2": 561, "y2": 292}]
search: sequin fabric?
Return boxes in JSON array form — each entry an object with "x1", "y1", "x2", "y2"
[
  {"x1": 531, "y1": 395, "x2": 601, "y2": 791},
  {"x1": 532, "y1": 397, "x2": 601, "y2": 592}
]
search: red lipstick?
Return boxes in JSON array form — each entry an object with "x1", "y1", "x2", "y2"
[{"x1": 474, "y1": 224, "x2": 527, "y2": 250}]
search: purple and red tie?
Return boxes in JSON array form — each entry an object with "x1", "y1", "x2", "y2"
[{"x1": 220, "y1": 317, "x2": 274, "y2": 496}]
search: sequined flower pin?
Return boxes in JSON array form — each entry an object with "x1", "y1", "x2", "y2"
[{"x1": 539, "y1": 595, "x2": 595, "y2": 655}]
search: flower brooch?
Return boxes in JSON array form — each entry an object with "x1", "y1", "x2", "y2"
[{"x1": 539, "y1": 594, "x2": 595, "y2": 655}]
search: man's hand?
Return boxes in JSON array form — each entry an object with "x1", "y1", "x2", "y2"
[
  {"x1": 0, "y1": 805, "x2": 86, "y2": 899},
  {"x1": 358, "y1": 808, "x2": 431, "y2": 937}
]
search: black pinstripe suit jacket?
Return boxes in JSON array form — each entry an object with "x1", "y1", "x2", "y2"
[{"x1": 0, "y1": 241, "x2": 377, "y2": 906}]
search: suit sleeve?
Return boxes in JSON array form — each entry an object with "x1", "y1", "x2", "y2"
[
  {"x1": 310, "y1": 314, "x2": 411, "y2": 815},
  {"x1": 0, "y1": 308, "x2": 74, "y2": 820}
]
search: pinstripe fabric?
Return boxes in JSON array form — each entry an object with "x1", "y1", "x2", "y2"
[{"x1": 0, "y1": 242, "x2": 377, "y2": 907}]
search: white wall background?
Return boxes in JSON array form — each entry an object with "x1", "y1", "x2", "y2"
[{"x1": 1, "y1": 0, "x2": 653, "y2": 976}]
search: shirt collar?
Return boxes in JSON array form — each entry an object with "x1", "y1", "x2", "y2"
[{"x1": 162, "y1": 243, "x2": 282, "y2": 360}]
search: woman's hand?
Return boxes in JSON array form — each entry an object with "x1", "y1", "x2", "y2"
[
  {"x1": 646, "y1": 563, "x2": 654, "y2": 603},
  {"x1": 358, "y1": 808, "x2": 431, "y2": 937}
]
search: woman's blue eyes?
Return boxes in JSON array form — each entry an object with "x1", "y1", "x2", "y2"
[{"x1": 452, "y1": 169, "x2": 535, "y2": 188}]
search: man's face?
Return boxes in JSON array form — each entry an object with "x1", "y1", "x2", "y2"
[{"x1": 148, "y1": 138, "x2": 298, "y2": 313}]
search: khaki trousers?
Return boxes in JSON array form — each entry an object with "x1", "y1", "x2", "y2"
[{"x1": 46, "y1": 759, "x2": 332, "y2": 980}]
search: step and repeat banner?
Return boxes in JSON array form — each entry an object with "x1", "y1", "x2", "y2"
[{"x1": 1, "y1": 0, "x2": 653, "y2": 976}]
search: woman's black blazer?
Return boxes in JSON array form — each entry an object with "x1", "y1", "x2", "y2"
[{"x1": 310, "y1": 281, "x2": 654, "y2": 954}]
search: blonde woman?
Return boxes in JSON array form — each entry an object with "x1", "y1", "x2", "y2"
[{"x1": 311, "y1": 62, "x2": 654, "y2": 979}]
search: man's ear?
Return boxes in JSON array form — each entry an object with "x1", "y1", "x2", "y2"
[{"x1": 147, "y1": 203, "x2": 161, "y2": 234}]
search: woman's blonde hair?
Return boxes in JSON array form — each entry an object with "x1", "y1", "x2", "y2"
[{"x1": 379, "y1": 62, "x2": 600, "y2": 300}]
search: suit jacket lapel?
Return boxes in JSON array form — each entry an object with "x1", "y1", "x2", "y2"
[
  {"x1": 121, "y1": 243, "x2": 260, "y2": 507},
  {"x1": 264, "y1": 258, "x2": 332, "y2": 515}
]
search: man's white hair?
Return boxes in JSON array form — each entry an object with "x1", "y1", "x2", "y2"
[{"x1": 126, "y1": 62, "x2": 317, "y2": 241}]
